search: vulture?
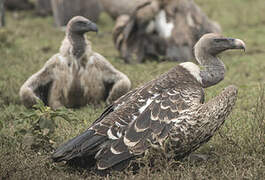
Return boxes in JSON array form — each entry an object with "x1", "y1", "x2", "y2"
[
  {"x1": 99, "y1": 0, "x2": 149, "y2": 19},
  {"x1": 19, "y1": 16, "x2": 131, "y2": 109},
  {"x1": 51, "y1": 0, "x2": 102, "y2": 27},
  {"x1": 36, "y1": 0, "x2": 52, "y2": 16},
  {"x1": 5, "y1": 0, "x2": 34, "y2": 10},
  {"x1": 52, "y1": 33, "x2": 245, "y2": 171},
  {"x1": 113, "y1": 0, "x2": 221, "y2": 63}
]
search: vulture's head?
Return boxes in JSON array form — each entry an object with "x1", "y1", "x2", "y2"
[
  {"x1": 67, "y1": 16, "x2": 98, "y2": 35},
  {"x1": 194, "y1": 33, "x2": 245, "y2": 63}
]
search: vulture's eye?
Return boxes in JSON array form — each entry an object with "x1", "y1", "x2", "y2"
[
  {"x1": 214, "y1": 39, "x2": 227, "y2": 43},
  {"x1": 77, "y1": 21, "x2": 87, "y2": 26}
]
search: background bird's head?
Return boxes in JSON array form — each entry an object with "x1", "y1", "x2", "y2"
[
  {"x1": 67, "y1": 16, "x2": 98, "y2": 35},
  {"x1": 194, "y1": 33, "x2": 245, "y2": 64}
]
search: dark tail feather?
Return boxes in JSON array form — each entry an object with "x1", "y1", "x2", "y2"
[
  {"x1": 97, "y1": 150, "x2": 134, "y2": 170},
  {"x1": 52, "y1": 129, "x2": 107, "y2": 162}
]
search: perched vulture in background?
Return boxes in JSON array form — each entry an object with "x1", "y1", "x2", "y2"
[
  {"x1": 52, "y1": 33, "x2": 245, "y2": 171},
  {"x1": 113, "y1": 0, "x2": 221, "y2": 63},
  {"x1": 99, "y1": 0, "x2": 149, "y2": 19},
  {"x1": 19, "y1": 16, "x2": 131, "y2": 109},
  {"x1": 51, "y1": 0, "x2": 102, "y2": 27},
  {"x1": 0, "y1": 0, "x2": 4, "y2": 27},
  {"x1": 36, "y1": 0, "x2": 52, "y2": 16},
  {"x1": 5, "y1": 0, "x2": 34, "y2": 10}
]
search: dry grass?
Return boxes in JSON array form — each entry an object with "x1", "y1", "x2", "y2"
[{"x1": 0, "y1": 0, "x2": 265, "y2": 179}]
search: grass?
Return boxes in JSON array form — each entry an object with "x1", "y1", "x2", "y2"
[{"x1": 0, "y1": 0, "x2": 264, "y2": 179}]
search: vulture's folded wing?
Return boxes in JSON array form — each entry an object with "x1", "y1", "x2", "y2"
[{"x1": 95, "y1": 87, "x2": 197, "y2": 170}]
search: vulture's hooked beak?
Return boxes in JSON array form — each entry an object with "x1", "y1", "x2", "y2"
[
  {"x1": 229, "y1": 38, "x2": 246, "y2": 52},
  {"x1": 88, "y1": 22, "x2": 98, "y2": 33}
]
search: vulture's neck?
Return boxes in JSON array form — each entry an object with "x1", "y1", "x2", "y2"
[
  {"x1": 195, "y1": 48, "x2": 225, "y2": 88},
  {"x1": 67, "y1": 32, "x2": 87, "y2": 60}
]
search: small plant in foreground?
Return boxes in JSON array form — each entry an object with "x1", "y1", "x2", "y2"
[{"x1": 15, "y1": 100, "x2": 78, "y2": 152}]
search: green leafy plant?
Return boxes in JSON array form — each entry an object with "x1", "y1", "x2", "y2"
[{"x1": 15, "y1": 100, "x2": 78, "y2": 152}]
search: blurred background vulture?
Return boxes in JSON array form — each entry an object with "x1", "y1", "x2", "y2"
[
  {"x1": 99, "y1": 0, "x2": 148, "y2": 20},
  {"x1": 113, "y1": 0, "x2": 221, "y2": 63},
  {"x1": 5, "y1": 0, "x2": 34, "y2": 11}
]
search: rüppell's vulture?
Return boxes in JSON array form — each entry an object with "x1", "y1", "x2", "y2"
[
  {"x1": 19, "y1": 16, "x2": 131, "y2": 110},
  {"x1": 52, "y1": 34, "x2": 245, "y2": 171},
  {"x1": 113, "y1": 0, "x2": 221, "y2": 63}
]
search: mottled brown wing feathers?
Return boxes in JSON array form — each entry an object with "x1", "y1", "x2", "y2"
[
  {"x1": 92, "y1": 104, "x2": 115, "y2": 125},
  {"x1": 53, "y1": 66, "x2": 204, "y2": 170},
  {"x1": 92, "y1": 87, "x2": 139, "y2": 127},
  {"x1": 95, "y1": 87, "x2": 191, "y2": 169},
  {"x1": 97, "y1": 150, "x2": 133, "y2": 170}
]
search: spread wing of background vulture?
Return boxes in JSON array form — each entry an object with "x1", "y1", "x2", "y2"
[
  {"x1": 52, "y1": 33, "x2": 245, "y2": 171},
  {"x1": 113, "y1": 0, "x2": 221, "y2": 63}
]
